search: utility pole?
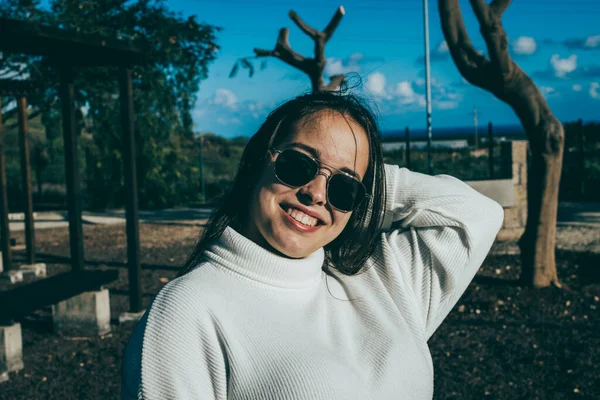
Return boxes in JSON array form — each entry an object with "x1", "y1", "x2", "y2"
[
  {"x1": 405, "y1": 126, "x2": 411, "y2": 170},
  {"x1": 423, "y1": 0, "x2": 433, "y2": 174},
  {"x1": 199, "y1": 135, "x2": 206, "y2": 201},
  {"x1": 470, "y1": 106, "x2": 481, "y2": 150}
]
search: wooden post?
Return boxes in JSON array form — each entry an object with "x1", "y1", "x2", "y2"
[
  {"x1": 119, "y1": 67, "x2": 142, "y2": 313},
  {"x1": 577, "y1": 119, "x2": 585, "y2": 198},
  {"x1": 405, "y1": 126, "x2": 411, "y2": 170},
  {"x1": 59, "y1": 66, "x2": 84, "y2": 271},
  {"x1": 488, "y1": 121, "x2": 494, "y2": 179},
  {"x1": 17, "y1": 97, "x2": 35, "y2": 265},
  {"x1": 0, "y1": 99, "x2": 13, "y2": 271},
  {"x1": 199, "y1": 136, "x2": 205, "y2": 200}
]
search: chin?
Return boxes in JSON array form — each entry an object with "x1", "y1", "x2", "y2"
[{"x1": 268, "y1": 233, "x2": 313, "y2": 259}]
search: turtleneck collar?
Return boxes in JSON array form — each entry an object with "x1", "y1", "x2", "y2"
[{"x1": 203, "y1": 226, "x2": 325, "y2": 289}]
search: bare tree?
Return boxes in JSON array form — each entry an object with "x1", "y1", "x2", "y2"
[
  {"x1": 230, "y1": 6, "x2": 346, "y2": 92},
  {"x1": 438, "y1": 0, "x2": 565, "y2": 288}
]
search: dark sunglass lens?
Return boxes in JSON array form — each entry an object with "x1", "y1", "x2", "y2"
[
  {"x1": 328, "y1": 174, "x2": 366, "y2": 212},
  {"x1": 275, "y1": 150, "x2": 318, "y2": 187}
]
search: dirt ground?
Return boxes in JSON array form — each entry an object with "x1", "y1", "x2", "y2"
[{"x1": 1, "y1": 222, "x2": 599, "y2": 399}]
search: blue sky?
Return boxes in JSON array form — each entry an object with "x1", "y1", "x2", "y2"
[{"x1": 167, "y1": 0, "x2": 600, "y2": 138}]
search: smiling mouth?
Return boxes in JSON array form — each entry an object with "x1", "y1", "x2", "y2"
[{"x1": 280, "y1": 205, "x2": 323, "y2": 227}]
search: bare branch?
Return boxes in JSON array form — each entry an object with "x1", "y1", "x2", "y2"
[
  {"x1": 438, "y1": 0, "x2": 489, "y2": 88},
  {"x1": 253, "y1": 28, "x2": 308, "y2": 73},
  {"x1": 469, "y1": 0, "x2": 490, "y2": 25},
  {"x1": 324, "y1": 74, "x2": 345, "y2": 91},
  {"x1": 288, "y1": 10, "x2": 320, "y2": 40},
  {"x1": 468, "y1": 0, "x2": 513, "y2": 77},
  {"x1": 491, "y1": 0, "x2": 511, "y2": 16},
  {"x1": 323, "y1": 6, "x2": 346, "y2": 42},
  {"x1": 274, "y1": 28, "x2": 308, "y2": 72},
  {"x1": 234, "y1": 7, "x2": 345, "y2": 92},
  {"x1": 253, "y1": 48, "x2": 276, "y2": 57}
]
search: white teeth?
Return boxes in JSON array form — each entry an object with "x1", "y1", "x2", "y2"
[{"x1": 285, "y1": 206, "x2": 318, "y2": 227}]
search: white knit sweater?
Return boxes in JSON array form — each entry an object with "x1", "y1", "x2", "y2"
[{"x1": 122, "y1": 165, "x2": 504, "y2": 400}]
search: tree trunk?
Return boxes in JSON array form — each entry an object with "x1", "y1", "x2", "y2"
[
  {"x1": 519, "y1": 121, "x2": 564, "y2": 287},
  {"x1": 438, "y1": 0, "x2": 565, "y2": 287}
]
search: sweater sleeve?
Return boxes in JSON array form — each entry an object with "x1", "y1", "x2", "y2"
[
  {"x1": 378, "y1": 164, "x2": 504, "y2": 339},
  {"x1": 121, "y1": 277, "x2": 229, "y2": 400}
]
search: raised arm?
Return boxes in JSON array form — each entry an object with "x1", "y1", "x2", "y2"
[{"x1": 378, "y1": 164, "x2": 504, "y2": 339}]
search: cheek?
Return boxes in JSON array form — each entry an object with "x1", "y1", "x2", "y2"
[{"x1": 331, "y1": 212, "x2": 353, "y2": 234}]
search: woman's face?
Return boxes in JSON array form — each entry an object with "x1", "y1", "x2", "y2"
[{"x1": 242, "y1": 111, "x2": 370, "y2": 259}]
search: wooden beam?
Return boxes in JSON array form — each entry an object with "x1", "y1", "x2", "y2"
[
  {"x1": 0, "y1": 270, "x2": 119, "y2": 324},
  {"x1": 0, "y1": 99, "x2": 12, "y2": 271},
  {"x1": 0, "y1": 79, "x2": 39, "y2": 97},
  {"x1": 17, "y1": 96, "x2": 35, "y2": 265},
  {"x1": 0, "y1": 18, "x2": 145, "y2": 67},
  {"x1": 59, "y1": 66, "x2": 84, "y2": 271},
  {"x1": 119, "y1": 67, "x2": 142, "y2": 313}
]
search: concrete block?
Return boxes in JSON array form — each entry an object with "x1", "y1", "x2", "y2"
[
  {"x1": 519, "y1": 206, "x2": 528, "y2": 226},
  {"x1": 119, "y1": 309, "x2": 146, "y2": 324},
  {"x1": 0, "y1": 323, "x2": 24, "y2": 374},
  {"x1": 19, "y1": 263, "x2": 47, "y2": 278},
  {"x1": 512, "y1": 162, "x2": 527, "y2": 186},
  {"x1": 512, "y1": 141, "x2": 528, "y2": 164},
  {"x1": 497, "y1": 227, "x2": 525, "y2": 242},
  {"x1": 514, "y1": 185, "x2": 528, "y2": 205},
  {"x1": 466, "y1": 179, "x2": 515, "y2": 207},
  {"x1": 503, "y1": 207, "x2": 524, "y2": 229},
  {"x1": 52, "y1": 289, "x2": 111, "y2": 337},
  {"x1": 0, "y1": 371, "x2": 7, "y2": 383},
  {"x1": 0, "y1": 270, "x2": 23, "y2": 284}
]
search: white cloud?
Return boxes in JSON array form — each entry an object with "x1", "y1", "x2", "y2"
[
  {"x1": 245, "y1": 101, "x2": 267, "y2": 119},
  {"x1": 392, "y1": 81, "x2": 425, "y2": 105},
  {"x1": 584, "y1": 35, "x2": 600, "y2": 49},
  {"x1": 325, "y1": 52, "x2": 366, "y2": 76},
  {"x1": 572, "y1": 84, "x2": 582, "y2": 92},
  {"x1": 512, "y1": 36, "x2": 537, "y2": 55},
  {"x1": 366, "y1": 72, "x2": 389, "y2": 98},
  {"x1": 550, "y1": 54, "x2": 577, "y2": 78},
  {"x1": 210, "y1": 89, "x2": 238, "y2": 109},
  {"x1": 325, "y1": 59, "x2": 351, "y2": 76},
  {"x1": 364, "y1": 74, "x2": 460, "y2": 111},
  {"x1": 436, "y1": 101, "x2": 460, "y2": 109},
  {"x1": 349, "y1": 53, "x2": 363, "y2": 62},
  {"x1": 437, "y1": 41, "x2": 449, "y2": 53},
  {"x1": 590, "y1": 82, "x2": 600, "y2": 99},
  {"x1": 540, "y1": 86, "x2": 559, "y2": 99}
]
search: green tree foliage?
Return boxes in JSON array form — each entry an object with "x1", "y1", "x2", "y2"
[
  {"x1": 199, "y1": 134, "x2": 247, "y2": 200},
  {"x1": 0, "y1": 0, "x2": 220, "y2": 209}
]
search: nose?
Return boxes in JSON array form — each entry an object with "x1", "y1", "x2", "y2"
[{"x1": 297, "y1": 171, "x2": 328, "y2": 207}]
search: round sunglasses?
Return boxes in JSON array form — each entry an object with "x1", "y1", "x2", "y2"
[{"x1": 270, "y1": 148, "x2": 368, "y2": 212}]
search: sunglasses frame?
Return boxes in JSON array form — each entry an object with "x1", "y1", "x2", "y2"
[{"x1": 269, "y1": 147, "x2": 369, "y2": 213}]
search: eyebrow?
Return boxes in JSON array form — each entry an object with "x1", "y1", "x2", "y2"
[{"x1": 286, "y1": 142, "x2": 361, "y2": 179}]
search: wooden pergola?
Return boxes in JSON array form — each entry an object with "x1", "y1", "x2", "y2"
[
  {"x1": 0, "y1": 80, "x2": 38, "y2": 272},
  {"x1": 0, "y1": 17, "x2": 146, "y2": 316}
]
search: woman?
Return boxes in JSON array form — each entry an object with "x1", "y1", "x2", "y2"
[{"x1": 122, "y1": 91, "x2": 504, "y2": 399}]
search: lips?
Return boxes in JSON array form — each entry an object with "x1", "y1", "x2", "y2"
[
  {"x1": 280, "y1": 204, "x2": 324, "y2": 233},
  {"x1": 280, "y1": 203, "x2": 326, "y2": 225}
]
